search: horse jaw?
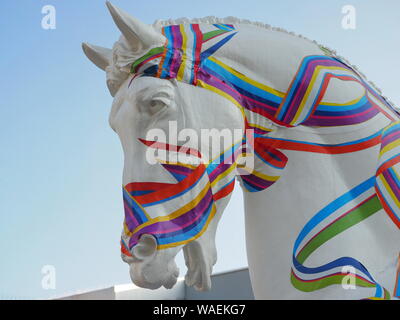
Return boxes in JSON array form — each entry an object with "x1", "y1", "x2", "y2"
[
  {"x1": 121, "y1": 196, "x2": 229, "y2": 291},
  {"x1": 183, "y1": 235, "x2": 217, "y2": 291},
  {"x1": 182, "y1": 196, "x2": 230, "y2": 291}
]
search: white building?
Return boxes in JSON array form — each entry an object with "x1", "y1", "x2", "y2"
[{"x1": 58, "y1": 268, "x2": 254, "y2": 300}]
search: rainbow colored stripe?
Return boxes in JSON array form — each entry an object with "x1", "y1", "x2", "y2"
[
  {"x1": 130, "y1": 24, "x2": 397, "y2": 132},
  {"x1": 375, "y1": 121, "x2": 400, "y2": 228},
  {"x1": 291, "y1": 177, "x2": 391, "y2": 299},
  {"x1": 121, "y1": 137, "x2": 286, "y2": 251},
  {"x1": 255, "y1": 130, "x2": 382, "y2": 155},
  {"x1": 124, "y1": 23, "x2": 400, "y2": 298}
]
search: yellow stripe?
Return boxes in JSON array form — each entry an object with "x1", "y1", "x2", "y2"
[
  {"x1": 176, "y1": 25, "x2": 187, "y2": 81},
  {"x1": 157, "y1": 204, "x2": 217, "y2": 249},
  {"x1": 123, "y1": 222, "x2": 130, "y2": 237},
  {"x1": 245, "y1": 168, "x2": 279, "y2": 182},
  {"x1": 319, "y1": 91, "x2": 365, "y2": 107},
  {"x1": 383, "y1": 121, "x2": 400, "y2": 133},
  {"x1": 208, "y1": 56, "x2": 285, "y2": 98},
  {"x1": 157, "y1": 160, "x2": 198, "y2": 170},
  {"x1": 290, "y1": 65, "x2": 350, "y2": 125},
  {"x1": 208, "y1": 141, "x2": 243, "y2": 165},
  {"x1": 380, "y1": 139, "x2": 400, "y2": 156},
  {"x1": 379, "y1": 174, "x2": 400, "y2": 209},
  {"x1": 210, "y1": 163, "x2": 237, "y2": 188},
  {"x1": 197, "y1": 79, "x2": 246, "y2": 119},
  {"x1": 249, "y1": 122, "x2": 273, "y2": 132},
  {"x1": 125, "y1": 181, "x2": 211, "y2": 237},
  {"x1": 392, "y1": 167, "x2": 400, "y2": 183}
]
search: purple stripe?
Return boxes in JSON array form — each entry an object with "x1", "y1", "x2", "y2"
[
  {"x1": 208, "y1": 148, "x2": 243, "y2": 182},
  {"x1": 168, "y1": 25, "x2": 183, "y2": 78},
  {"x1": 129, "y1": 188, "x2": 213, "y2": 247},
  {"x1": 209, "y1": 163, "x2": 232, "y2": 182},
  {"x1": 383, "y1": 169, "x2": 400, "y2": 201},
  {"x1": 253, "y1": 126, "x2": 271, "y2": 134},
  {"x1": 303, "y1": 107, "x2": 379, "y2": 126},
  {"x1": 382, "y1": 130, "x2": 400, "y2": 148},
  {"x1": 162, "y1": 164, "x2": 194, "y2": 175},
  {"x1": 197, "y1": 68, "x2": 243, "y2": 105},
  {"x1": 283, "y1": 59, "x2": 347, "y2": 122},
  {"x1": 124, "y1": 199, "x2": 140, "y2": 231},
  {"x1": 240, "y1": 173, "x2": 274, "y2": 189}
]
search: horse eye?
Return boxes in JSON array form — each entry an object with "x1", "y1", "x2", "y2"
[{"x1": 148, "y1": 97, "x2": 169, "y2": 114}]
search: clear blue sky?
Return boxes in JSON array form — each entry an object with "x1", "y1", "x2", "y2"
[{"x1": 1, "y1": 0, "x2": 399, "y2": 299}]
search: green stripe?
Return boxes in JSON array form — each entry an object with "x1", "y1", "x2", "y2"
[
  {"x1": 291, "y1": 271, "x2": 376, "y2": 293},
  {"x1": 203, "y1": 29, "x2": 228, "y2": 41},
  {"x1": 297, "y1": 195, "x2": 382, "y2": 264},
  {"x1": 130, "y1": 46, "x2": 164, "y2": 73}
]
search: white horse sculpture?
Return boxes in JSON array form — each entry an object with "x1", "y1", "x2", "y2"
[{"x1": 83, "y1": 2, "x2": 400, "y2": 299}]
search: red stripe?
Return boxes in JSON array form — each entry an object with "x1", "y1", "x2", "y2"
[
  {"x1": 125, "y1": 182, "x2": 172, "y2": 192},
  {"x1": 263, "y1": 135, "x2": 380, "y2": 154},
  {"x1": 120, "y1": 241, "x2": 132, "y2": 257},
  {"x1": 192, "y1": 24, "x2": 203, "y2": 85},
  {"x1": 254, "y1": 138, "x2": 288, "y2": 168},
  {"x1": 134, "y1": 53, "x2": 163, "y2": 74},
  {"x1": 133, "y1": 164, "x2": 206, "y2": 205},
  {"x1": 304, "y1": 74, "x2": 367, "y2": 122},
  {"x1": 213, "y1": 180, "x2": 235, "y2": 201},
  {"x1": 376, "y1": 155, "x2": 400, "y2": 176},
  {"x1": 139, "y1": 139, "x2": 202, "y2": 158},
  {"x1": 296, "y1": 194, "x2": 377, "y2": 259},
  {"x1": 375, "y1": 187, "x2": 400, "y2": 229}
]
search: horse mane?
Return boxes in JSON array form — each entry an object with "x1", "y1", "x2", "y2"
[
  {"x1": 153, "y1": 16, "x2": 399, "y2": 107},
  {"x1": 110, "y1": 16, "x2": 395, "y2": 107}
]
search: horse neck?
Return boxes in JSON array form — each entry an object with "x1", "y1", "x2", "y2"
[{"x1": 211, "y1": 25, "x2": 324, "y2": 131}]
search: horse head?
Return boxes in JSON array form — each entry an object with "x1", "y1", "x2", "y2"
[{"x1": 82, "y1": 2, "x2": 252, "y2": 291}]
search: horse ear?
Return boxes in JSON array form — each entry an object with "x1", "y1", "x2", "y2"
[
  {"x1": 133, "y1": 234, "x2": 158, "y2": 260},
  {"x1": 82, "y1": 42, "x2": 112, "y2": 71},
  {"x1": 105, "y1": 1, "x2": 165, "y2": 51}
]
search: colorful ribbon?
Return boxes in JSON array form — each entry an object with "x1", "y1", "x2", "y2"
[{"x1": 122, "y1": 22, "x2": 399, "y2": 298}]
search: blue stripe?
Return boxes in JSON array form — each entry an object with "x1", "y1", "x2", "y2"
[
  {"x1": 276, "y1": 56, "x2": 320, "y2": 119},
  {"x1": 292, "y1": 255, "x2": 376, "y2": 283},
  {"x1": 129, "y1": 190, "x2": 154, "y2": 196},
  {"x1": 382, "y1": 123, "x2": 400, "y2": 137},
  {"x1": 317, "y1": 96, "x2": 369, "y2": 112},
  {"x1": 301, "y1": 71, "x2": 360, "y2": 122},
  {"x1": 200, "y1": 32, "x2": 237, "y2": 61},
  {"x1": 203, "y1": 58, "x2": 282, "y2": 105},
  {"x1": 189, "y1": 24, "x2": 197, "y2": 84},
  {"x1": 277, "y1": 56, "x2": 347, "y2": 120},
  {"x1": 395, "y1": 273, "x2": 400, "y2": 297},
  {"x1": 161, "y1": 27, "x2": 174, "y2": 78},
  {"x1": 157, "y1": 201, "x2": 214, "y2": 244},
  {"x1": 293, "y1": 176, "x2": 375, "y2": 254},
  {"x1": 123, "y1": 190, "x2": 148, "y2": 223},
  {"x1": 142, "y1": 171, "x2": 206, "y2": 207}
]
